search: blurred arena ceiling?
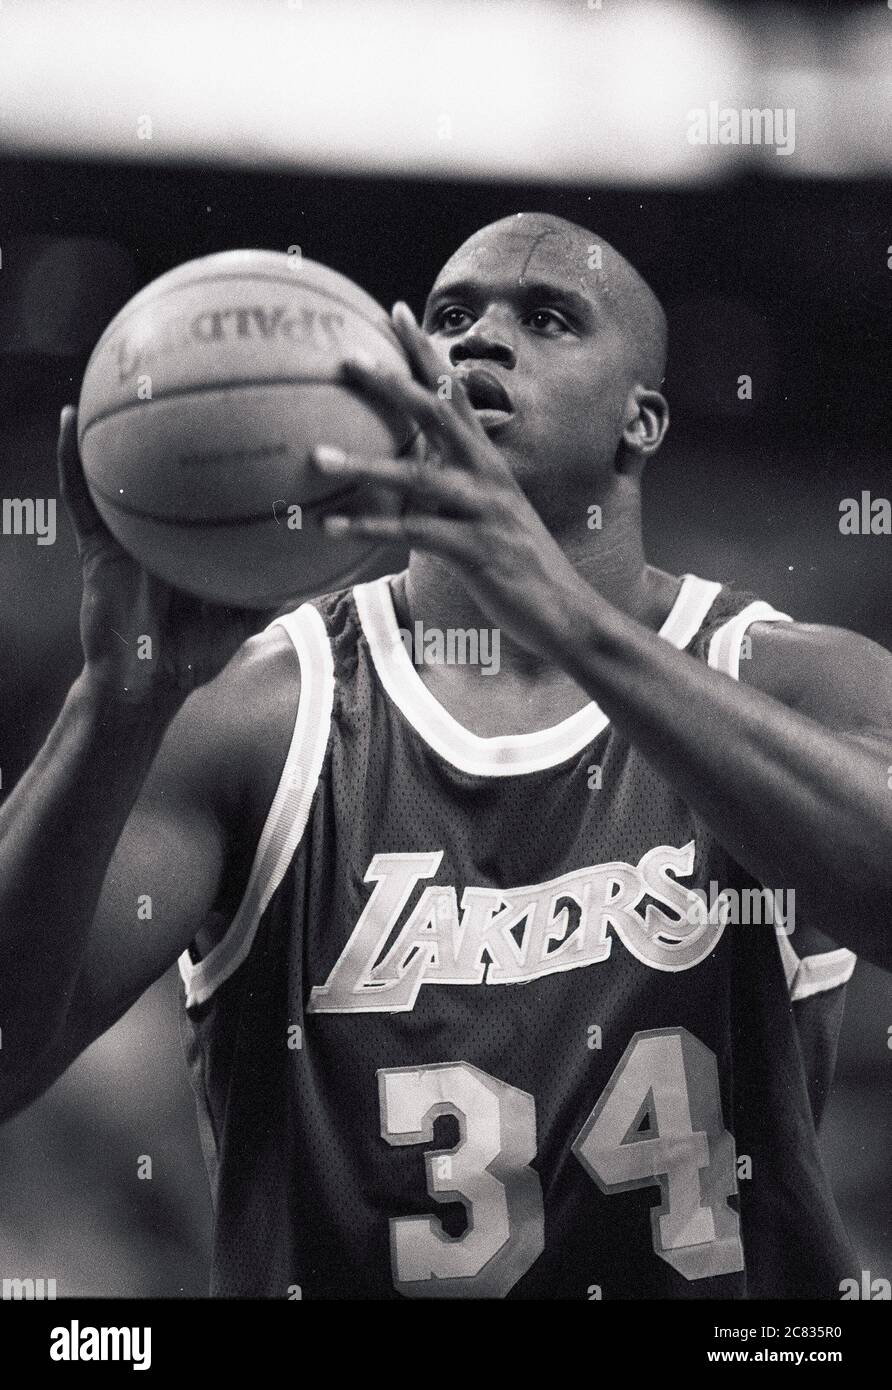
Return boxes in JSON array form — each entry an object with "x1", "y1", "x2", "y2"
[{"x1": 0, "y1": 0, "x2": 890, "y2": 182}]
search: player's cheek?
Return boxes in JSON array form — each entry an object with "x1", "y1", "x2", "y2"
[{"x1": 579, "y1": 381, "x2": 630, "y2": 450}]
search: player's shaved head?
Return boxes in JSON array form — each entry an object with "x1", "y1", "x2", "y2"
[{"x1": 431, "y1": 211, "x2": 668, "y2": 388}]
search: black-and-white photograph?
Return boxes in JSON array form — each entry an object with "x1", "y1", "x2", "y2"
[{"x1": 0, "y1": 0, "x2": 889, "y2": 1359}]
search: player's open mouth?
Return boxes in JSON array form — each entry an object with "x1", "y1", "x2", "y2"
[{"x1": 459, "y1": 368, "x2": 515, "y2": 430}]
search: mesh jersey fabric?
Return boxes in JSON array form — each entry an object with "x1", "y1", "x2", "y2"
[{"x1": 178, "y1": 570, "x2": 857, "y2": 1300}]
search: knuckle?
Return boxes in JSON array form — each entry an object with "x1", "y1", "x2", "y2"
[{"x1": 405, "y1": 457, "x2": 425, "y2": 489}]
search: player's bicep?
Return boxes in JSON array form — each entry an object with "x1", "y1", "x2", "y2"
[
  {"x1": 744, "y1": 620, "x2": 892, "y2": 747},
  {"x1": 55, "y1": 672, "x2": 241, "y2": 1070},
  {"x1": 64, "y1": 623, "x2": 299, "y2": 1047},
  {"x1": 0, "y1": 748, "x2": 228, "y2": 1121},
  {"x1": 78, "y1": 772, "x2": 227, "y2": 1036},
  {"x1": 2, "y1": 626, "x2": 300, "y2": 1121}
]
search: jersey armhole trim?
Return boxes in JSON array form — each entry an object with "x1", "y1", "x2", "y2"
[
  {"x1": 178, "y1": 603, "x2": 335, "y2": 1009},
  {"x1": 707, "y1": 600, "x2": 793, "y2": 680},
  {"x1": 710, "y1": 603, "x2": 858, "y2": 996},
  {"x1": 775, "y1": 929, "x2": 856, "y2": 1001}
]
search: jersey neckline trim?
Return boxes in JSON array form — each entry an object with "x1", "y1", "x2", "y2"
[{"x1": 353, "y1": 571, "x2": 722, "y2": 776}]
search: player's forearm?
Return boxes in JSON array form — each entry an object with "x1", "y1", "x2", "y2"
[
  {"x1": 556, "y1": 597, "x2": 892, "y2": 964},
  {"x1": 0, "y1": 671, "x2": 182, "y2": 1071}
]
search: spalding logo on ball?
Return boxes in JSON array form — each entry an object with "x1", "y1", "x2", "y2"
[{"x1": 78, "y1": 250, "x2": 414, "y2": 607}]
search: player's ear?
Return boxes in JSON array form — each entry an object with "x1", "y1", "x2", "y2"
[{"x1": 620, "y1": 386, "x2": 669, "y2": 461}]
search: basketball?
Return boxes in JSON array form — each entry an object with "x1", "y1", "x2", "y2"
[{"x1": 77, "y1": 250, "x2": 414, "y2": 607}]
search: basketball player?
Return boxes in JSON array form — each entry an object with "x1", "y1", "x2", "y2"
[{"x1": 1, "y1": 213, "x2": 890, "y2": 1299}]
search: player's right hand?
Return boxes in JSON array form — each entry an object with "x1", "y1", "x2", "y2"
[{"x1": 58, "y1": 405, "x2": 270, "y2": 707}]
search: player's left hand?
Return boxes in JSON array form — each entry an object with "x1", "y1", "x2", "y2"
[{"x1": 314, "y1": 301, "x2": 595, "y2": 663}]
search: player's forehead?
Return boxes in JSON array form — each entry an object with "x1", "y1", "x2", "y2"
[{"x1": 427, "y1": 217, "x2": 610, "y2": 309}]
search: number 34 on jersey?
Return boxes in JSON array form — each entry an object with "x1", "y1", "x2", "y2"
[{"x1": 377, "y1": 1026, "x2": 745, "y2": 1298}]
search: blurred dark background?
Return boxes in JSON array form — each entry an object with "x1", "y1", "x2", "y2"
[{"x1": 0, "y1": 0, "x2": 890, "y2": 1296}]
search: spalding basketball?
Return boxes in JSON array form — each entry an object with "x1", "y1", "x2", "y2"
[{"x1": 77, "y1": 250, "x2": 413, "y2": 607}]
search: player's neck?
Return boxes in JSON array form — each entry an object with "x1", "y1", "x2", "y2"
[{"x1": 399, "y1": 507, "x2": 673, "y2": 683}]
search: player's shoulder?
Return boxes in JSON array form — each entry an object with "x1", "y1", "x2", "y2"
[
  {"x1": 229, "y1": 618, "x2": 300, "y2": 683},
  {"x1": 155, "y1": 618, "x2": 302, "y2": 827},
  {"x1": 741, "y1": 616, "x2": 892, "y2": 729},
  {"x1": 205, "y1": 618, "x2": 300, "y2": 723},
  {"x1": 175, "y1": 578, "x2": 359, "y2": 784}
]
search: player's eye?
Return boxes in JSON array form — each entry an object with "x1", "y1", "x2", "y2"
[
  {"x1": 435, "y1": 305, "x2": 474, "y2": 332},
  {"x1": 525, "y1": 308, "x2": 571, "y2": 335}
]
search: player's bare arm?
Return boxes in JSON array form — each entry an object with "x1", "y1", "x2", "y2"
[
  {"x1": 317, "y1": 303, "x2": 892, "y2": 970},
  {"x1": 0, "y1": 411, "x2": 296, "y2": 1118}
]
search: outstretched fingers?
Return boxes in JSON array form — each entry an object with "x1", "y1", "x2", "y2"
[
  {"x1": 323, "y1": 509, "x2": 478, "y2": 564},
  {"x1": 313, "y1": 445, "x2": 481, "y2": 515},
  {"x1": 341, "y1": 355, "x2": 481, "y2": 462},
  {"x1": 390, "y1": 302, "x2": 479, "y2": 429}
]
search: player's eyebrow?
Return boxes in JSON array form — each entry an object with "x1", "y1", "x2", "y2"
[
  {"x1": 424, "y1": 277, "x2": 596, "y2": 327},
  {"x1": 514, "y1": 281, "x2": 596, "y2": 324}
]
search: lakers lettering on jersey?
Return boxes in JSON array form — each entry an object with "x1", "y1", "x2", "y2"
[{"x1": 178, "y1": 572, "x2": 857, "y2": 1299}]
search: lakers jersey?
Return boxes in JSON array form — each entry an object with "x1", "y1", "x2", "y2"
[{"x1": 178, "y1": 571, "x2": 858, "y2": 1299}]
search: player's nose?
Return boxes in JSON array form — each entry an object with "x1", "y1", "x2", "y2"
[{"x1": 449, "y1": 316, "x2": 516, "y2": 370}]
